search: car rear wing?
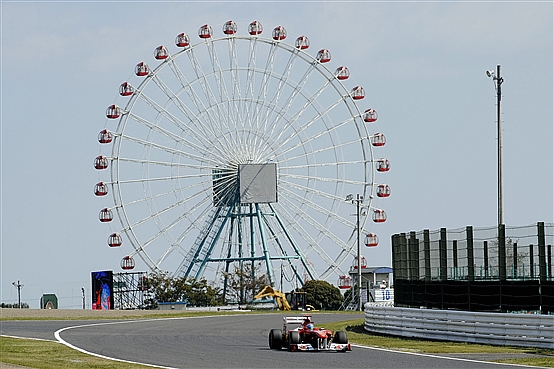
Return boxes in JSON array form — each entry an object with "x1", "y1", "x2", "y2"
[{"x1": 283, "y1": 315, "x2": 312, "y2": 330}]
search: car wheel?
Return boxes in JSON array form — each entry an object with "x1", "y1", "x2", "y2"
[
  {"x1": 333, "y1": 331, "x2": 348, "y2": 344},
  {"x1": 288, "y1": 331, "x2": 301, "y2": 350},
  {"x1": 269, "y1": 329, "x2": 283, "y2": 349}
]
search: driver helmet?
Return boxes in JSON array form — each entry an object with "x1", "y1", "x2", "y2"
[{"x1": 306, "y1": 323, "x2": 314, "y2": 329}]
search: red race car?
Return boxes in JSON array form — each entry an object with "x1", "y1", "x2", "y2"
[{"x1": 268, "y1": 315, "x2": 351, "y2": 352}]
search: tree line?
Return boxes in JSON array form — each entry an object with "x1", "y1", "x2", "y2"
[{"x1": 142, "y1": 263, "x2": 344, "y2": 310}]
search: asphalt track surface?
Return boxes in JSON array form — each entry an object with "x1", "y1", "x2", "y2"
[{"x1": 0, "y1": 313, "x2": 539, "y2": 369}]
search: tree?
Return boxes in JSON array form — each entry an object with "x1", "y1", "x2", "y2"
[
  {"x1": 299, "y1": 280, "x2": 343, "y2": 310},
  {"x1": 143, "y1": 272, "x2": 222, "y2": 309},
  {"x1": 222, "y1": 262, "x2": 270, "y2": 304}
]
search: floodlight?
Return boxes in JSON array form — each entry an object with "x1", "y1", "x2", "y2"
[{"x1": 486, "y1": 70, "x2": 495, "y2": 78}]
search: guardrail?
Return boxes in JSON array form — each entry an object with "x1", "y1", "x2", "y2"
[{"x1": 364, "y1": 305, "x2": 554, "y2": 349}]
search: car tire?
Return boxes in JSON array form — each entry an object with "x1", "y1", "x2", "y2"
[
  {"x1": 288, "y1": 331, "x2": 301, "y2": 350},
  {"x1": 269, "y1": 329, "x2": 283, "y2": 349},
  {"x1": 333, "y1": 331, "x2": 348, "y2": 344}
]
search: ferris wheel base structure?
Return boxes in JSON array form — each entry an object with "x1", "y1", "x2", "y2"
[{"x1": 94, "y1": 20, "x2": 390, "y2": 291}]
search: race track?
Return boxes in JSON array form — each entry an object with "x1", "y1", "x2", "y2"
[{"x1": 0, "y1": 313, "x2": 537, "y2": 368}]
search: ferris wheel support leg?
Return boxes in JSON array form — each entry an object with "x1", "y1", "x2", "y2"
[
  {"x1": 255, "y1": 203, "x2": 276, "y2": 286},
  {"x1": 194, "y1": 205, "x2": 235, "y2": 279},
  {"x1": 249, "y1": 204, "x2": 256, "y2": 282},
  {"x1": 269, "y1": 203, "x2": 316, "y2": 284},
  {"x1": 260, "y1": 213, "x2": 304, "y2": 287}
]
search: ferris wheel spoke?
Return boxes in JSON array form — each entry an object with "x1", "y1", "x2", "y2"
[
  {"x1": 148, "y1": 75, "x2": 224, "y2": 147},
  {"x1": 242, "y1": 38, "x2": 260, "y2": 139},
  {"x1": 134, "y1": 85, "x2": 233, "y2": 156},
  {"x1": 278, "y1": 181, "x2": 355, "y2": 230},
  {"x1": 274, "y1": 196, "x2": 343, "y2": 274},
  {"x1": 186, "y1": 48, "x2": 232, "y2": 145},
  {"x1": 121, "y1": 183, "x2": 212, "y2": 239},
  {"x1": 166, "y1": 60, "x2": 237, "y2": 153},
  {"x1": 257, "y1": 49, "x2": 300, "y2": 138},
  {"x1": 118, "y1": 134, "x2": 221, "y2": 167},
  {"x1": 227, "y1": 38, "x2": 244, "y2": 141},
  {"x1": 272, "y1": 116, "x2": 357, "y2": 162},
  {"x1": 263, "y1": 63, "x2": 321, "y2": 142},
  {"x1": 278, "y1": 194, "x2": 352, "y2": 277},
  {"x1": 125, "y1": 109, "x2": 230, "y2": 160},
  {"x1": 280, "y1": 172, "x2": 367, "y2": 187},
  {"x1": 247, "y1": 43, "x2": 279, "y2": 149},
  {"x1": 206, "y1": 39, "x2": 234, "y2": 131},
  {"x1": 278, "y1": 137, "x2": 361, "y2": 163}
]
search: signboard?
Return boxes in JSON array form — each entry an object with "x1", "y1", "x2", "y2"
[
  {"x1": 91, "y1": 270, "x2": 114, "y2": 310},
  {"x1": 372, "y1": 288, "x2": 394, "y2": 303}
]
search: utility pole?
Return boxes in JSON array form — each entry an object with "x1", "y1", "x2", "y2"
[
  {"x1": 356, "y1": 194, "x2": 362, "y2": 311},
  {"x1": 346, "y1": 193, "x2": 364, "y2": 311},
  {"x1": 12, "y1": 280, "x2": 23, "y2": 308},
  {"x1": 487, "y1": 65, "x2": 504, "y2": 226}
]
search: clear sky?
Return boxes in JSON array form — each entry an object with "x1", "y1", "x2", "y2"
[{"x1": 1, "y1": 1, "x2": 552, "y2": 309}]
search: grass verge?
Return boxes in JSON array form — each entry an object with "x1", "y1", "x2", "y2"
[
  {"x1": 0, "y1": 336, "x2": 152, "y2": 369},
  {"x1": 322, "y1": 319, "x2": 554, "y2": 368}
]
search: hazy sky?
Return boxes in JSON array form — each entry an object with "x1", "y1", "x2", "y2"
[{"x1": 1, "y1": 1, "x2": 552, "y2": 309}]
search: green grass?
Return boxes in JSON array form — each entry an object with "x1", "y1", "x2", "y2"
[
  {"x1": 322, "y1": 319, "x2": 554, "y2": 367},
  {"x1": 0, "y1": 336, "x2": 152, "y2": 368}
]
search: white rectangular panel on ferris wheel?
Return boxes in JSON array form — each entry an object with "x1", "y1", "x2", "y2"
[{"x1": 239, "y1": 164, "x2": 277, "y2": 204}]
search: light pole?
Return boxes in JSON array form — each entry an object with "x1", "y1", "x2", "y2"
[
  {"x1": 346, "y1": 193, "x2": 364, "y2": 311},
  {"x1": 81, "y1": 287, "x2": 86, "y2": 310},
  {"x1": 486, "y1": 65, "x2": 504, "y2": 226},
  {"x1": 12, "y1": 280, "x2": 23, "y2": 309}
]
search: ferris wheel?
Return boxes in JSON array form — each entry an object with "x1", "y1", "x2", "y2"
[{"x1": 94, "y1": 20, "x2": 389, "y2": 289}]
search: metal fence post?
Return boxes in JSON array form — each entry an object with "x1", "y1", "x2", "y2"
[
  {"x1": 498, "y1": 224, "x2": 506, "y2": 281},
  {"x1": 467, "y1": 226, "x2": 475, "y2": 282},
  {"x1": 424, "y1": 230, "x2": 431, "y2": 281}
]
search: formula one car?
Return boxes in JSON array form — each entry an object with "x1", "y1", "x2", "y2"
[{"x1": 268, "y1": 315, "x2": 351, "y2": 352}]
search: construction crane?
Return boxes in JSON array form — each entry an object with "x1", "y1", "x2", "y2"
[{"x1": 254, "y1": 286, "x2": 291, "y2": 310}]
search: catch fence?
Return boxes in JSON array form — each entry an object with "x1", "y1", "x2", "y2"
[{"x1": 392, "y1": 222, "x2": 553, "y2": 313}]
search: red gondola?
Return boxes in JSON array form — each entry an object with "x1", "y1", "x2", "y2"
[
  {"x1": 94, "y1": 182, "x2": 108, "y2": 196},
  {"x1": 372, "y1": 209, "x2": 387, "y2": 223},
  {"x1": 272, "y1": 26, "x2": 286, "y2": 40},
  {"x1": 175, "y1": 33, "x2": 190, "y2": 48},
  {"x1": 365, "y1": 233, "x2": 379, "y2": 247},
  {"x1": 295, "y1": 36, "x2": 310, "y2": 50},
  {"x1": 223, "y1": 20, "x2": 237, "y2": 35},
  {"x1": 98, "y1": 129, "x2": 112, "y2": 144},
  {"x1": 198, "y1": 24, "x2": 212, "y2": 39},
  {"x1": 352, "y1": 256, "x2": 367, "y2": 269},
  {"x1": 119, "y1": 82, "x2": 134, "y2": 97},
  {"x1": 135, "y1": 62, "x2": 150, "y2": 77},
  {"x1": 106, "y1": 105, "x2": 120, "y2": 119},
  {"x1": 154, "y1": 45, "x2": 169, "y2": 60},
  {"x1": 248, "y1": 20, "x2": 263, "y2": 35},
  {"x1": 108, "y1": 232, "x2": 122, "y2": 247},
  {"x1": 371, "y1": 132, "x2": 385, "y2": 147},
  {"x1": 335, "y1": 66, "x2": 349, "y2": 80},
  {"x1": 94, "y1": 156, "x2": 108, "y2": 170},
  {"x1": 99, "y1": 208, "x2": 113, "y2": 222},
  {"x1": 376, "y1": 158, "x2": 390, "y2": 172},
  {"x1": 316, "y1": 49, "x2": 331, "y2": 63},
  {"x1": 351, "y1": 86, "x2": 365, "y2": 100},
  {"x1": 363, "y1": 108, "x2": 378, "y2": 123},
  {"x1": 376, "y1": 184, "x2": 390, "y2": 198},
  {"x1": 121, "y1": 256, "x2": 135, "y2": 270},
  {"x1": 338, "y1": 275, "x2": 352, "y2": 289}
]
